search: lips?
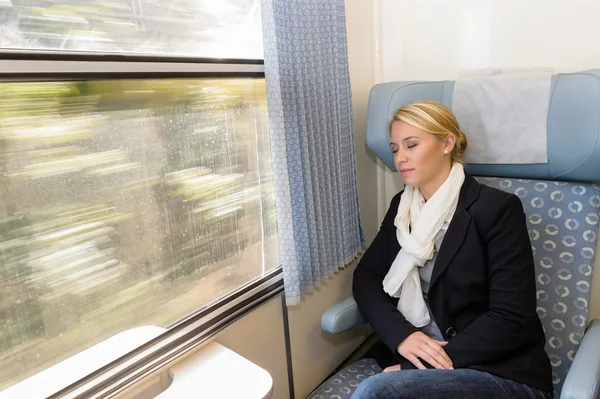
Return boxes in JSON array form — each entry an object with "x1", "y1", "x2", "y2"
[{"x1": 399, "y1": 168, "x2": 414, "y2": 176}]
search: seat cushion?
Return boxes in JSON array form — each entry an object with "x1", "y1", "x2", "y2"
[{"x1": 308, "y1": 358, "x2": 382, "y2": 399}]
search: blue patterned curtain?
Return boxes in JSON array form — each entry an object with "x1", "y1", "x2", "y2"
[{"x1": 260, "y1": 0, "x2": 364, "y2": 305}]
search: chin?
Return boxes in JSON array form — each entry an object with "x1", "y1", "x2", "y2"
[{"x1": 401, "y1": 176, "x2": 419, "y2": 188}]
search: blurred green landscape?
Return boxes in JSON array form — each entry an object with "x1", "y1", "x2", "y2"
[{"x1": 0, "y1": 77, "x2": 279, "y2": 388}]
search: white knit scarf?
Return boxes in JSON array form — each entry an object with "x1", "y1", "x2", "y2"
[{"x1": 382, "y1": 162, "x2": 465, "y2": 327}]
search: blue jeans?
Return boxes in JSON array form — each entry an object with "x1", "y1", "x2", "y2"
[{"x1": 350, "y1": 368, "x2": 552, "y2": 399}]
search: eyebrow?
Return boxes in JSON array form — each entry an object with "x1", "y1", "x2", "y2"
[{"x1": 389, "y1": 136, "x2": 418, "y2": 145}]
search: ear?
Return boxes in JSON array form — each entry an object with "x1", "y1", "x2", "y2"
[{"x1": 444, "y1": 135, "x2": 456, "y2": 154}]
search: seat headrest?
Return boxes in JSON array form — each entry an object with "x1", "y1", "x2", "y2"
[{"x1": 366, "y1": 70, "x2": 600, "y2": 182}]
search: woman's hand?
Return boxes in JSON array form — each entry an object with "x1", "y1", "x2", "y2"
[
  {"x1": 396, "y1": 331, "x2": 454, "y2": 370},
  {"x1": 383, "y1": 364, "x2": 401, "y2": 373}
]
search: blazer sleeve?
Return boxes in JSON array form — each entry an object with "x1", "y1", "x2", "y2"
[
  {"x1": 352, "y1": 192, "x2": 419, "y2": 353},
  {"x1": 444, "y1": 193, "x2": 542, "y2": 367}
]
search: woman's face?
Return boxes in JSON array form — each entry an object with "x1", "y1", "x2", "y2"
[{"x1": 390, "y1": 120, "x2": 453, "y2": 196}]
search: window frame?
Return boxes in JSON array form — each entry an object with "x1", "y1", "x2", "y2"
[
  {"x1": 0, "y1": 51, "x2": 265, "y2": 79},
  {"x1": 0, "y1": 52, "x2": 283, "y2": 399}
]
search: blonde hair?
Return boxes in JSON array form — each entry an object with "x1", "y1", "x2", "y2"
[{"x1": 390, "y1": 100, "x2": 468, "y2": 164}]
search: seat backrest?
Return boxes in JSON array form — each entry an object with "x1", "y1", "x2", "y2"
[
  {"x1": 366, "y1": 70, "x2": 600, "y2": 396},
  {"x1": 475, "y1": 177, "x2": 599, "y2": 395}
]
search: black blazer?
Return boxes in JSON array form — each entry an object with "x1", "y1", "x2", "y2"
[{"x1": 353, "y1": 173, "x2": 553, "y2": 391}]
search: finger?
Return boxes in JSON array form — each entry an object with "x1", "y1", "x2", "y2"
[
  {"x1": 383, "y1": 364, "x2": 401, "y2": 373},
  {"x1": 425, "y1": 340, "x2": 453, "y2": 367},
  {"x1": 407, "y1": 354, "x2": 427, "y2": 370},
  {"x1": 415, "y1": 347, "x2": 445, "y2": 370},
  {"x1": 426, "y1": 338, "x2": 453, "y2": 362},
  {"x1": 424, "y1": 339, "x2": 446, "y2": 354},
  {"x1": 419, "y1": 344, "x2": 449, "y2": 369}
]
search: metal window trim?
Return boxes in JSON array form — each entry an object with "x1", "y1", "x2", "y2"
[
  {"x1": 47, "y1": 267, "x2": 283, "y2": 399},
  {"x1": 0, "y1": 59, "x2": 265, "y2": 78},
  {"x1": 0, "y1": 50, "x2": 264, "y2": 65}
]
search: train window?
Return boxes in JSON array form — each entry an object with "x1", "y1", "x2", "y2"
[
  {"x1": 0, "y1": 0, "x2": 263, "y2": 59},
  {"x1": 0, "y1": 1, "x2": 276, "y2": 394},
  {"x1": 0, "y1": 76, "x2": 279, "y2": 392}
]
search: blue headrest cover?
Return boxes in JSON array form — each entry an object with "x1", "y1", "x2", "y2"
[{"x1": 366, "y1": 70, "x2": 600, "y2": 182}]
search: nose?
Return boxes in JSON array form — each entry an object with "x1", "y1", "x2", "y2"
[{"x1": 394, "y1": 149, "x2": 407, "y2": 168}]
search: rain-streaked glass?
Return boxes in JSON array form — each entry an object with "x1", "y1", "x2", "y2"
[
  {"x1": 0, "y1": 0, "x2": 263, "y2": 59},
  {"x1": 0, "y1": 77, "x2": 278, "y2": 388}
]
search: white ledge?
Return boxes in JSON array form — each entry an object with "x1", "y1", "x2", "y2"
[
  {"x1": 1, "y1": 326, "x2": 166, "y2": 399},
  {"x1": 1, "y1": 329, "x2": 272, "y2": 399},
  {"x1": 156, "y1": 341, "x2": 273, "y2": 399}
]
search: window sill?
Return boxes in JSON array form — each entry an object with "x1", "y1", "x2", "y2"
[
  {"x1": 156, "y1": 341, "x2": 273, "y2": 399},
  {"x1": 1, "y1": 331, "x2": 273, "y2": 399},
  {"x1": 1, "y1": 268, "x2": 283, "y2": 398},
  {"x1": 1, "y1": 326, "x2": 166, "y2": 399}
]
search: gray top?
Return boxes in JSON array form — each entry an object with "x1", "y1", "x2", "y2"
[{"x1": 418, "y1": 227, "x2": 447, "y2": 341}]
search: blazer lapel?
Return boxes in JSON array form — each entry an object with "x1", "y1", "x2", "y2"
[{"x1": 429, "y1": 174, "x2": 480, "y2": 290}]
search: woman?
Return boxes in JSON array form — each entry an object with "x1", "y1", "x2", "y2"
[{"x1": 351, "y1": 101, "x2": 553, "y2": 398}]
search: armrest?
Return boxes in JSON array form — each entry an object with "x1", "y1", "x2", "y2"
[
  {"x1": 560, "y1": 319, "x2": 600, "y2": 399},
  {"x1": 321, "y1": 296, "x2": 365, "y2": 334}
]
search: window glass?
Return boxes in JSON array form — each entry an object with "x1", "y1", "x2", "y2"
[
  {"x1": 0, "y1": 77, "x2": 278, "y2": 388},
  {"x1": 0, "y1": 0, "x2": 263, "y2": 59}
]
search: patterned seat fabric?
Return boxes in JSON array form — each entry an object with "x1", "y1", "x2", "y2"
[
  {"x1": 308, "y1": 358, "x2": 382, "y2": 399},
  {"x1": 476, "y1": 177, "x2": 600, "y2": 397},
  {"x1": 311, "y1": 178, "x2": 600, "y2": 399}
]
